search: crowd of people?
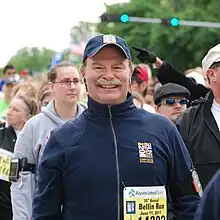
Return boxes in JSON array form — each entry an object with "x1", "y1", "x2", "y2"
[{"x1": 0, "y1": 33, "x2": 219, "y2": 220}]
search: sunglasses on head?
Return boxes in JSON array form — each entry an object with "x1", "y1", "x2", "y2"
[{"x1": 161, "y1": 98, "x2": 189, "y2": 106}]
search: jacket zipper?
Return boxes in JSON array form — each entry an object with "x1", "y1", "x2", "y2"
[{"x1": 108, "y1": 106, "x2": 120, "y2": 220}]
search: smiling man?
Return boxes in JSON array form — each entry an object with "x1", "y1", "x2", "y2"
[{"x1": 32, "y1": 35, "x2": 200, "y2": 220}]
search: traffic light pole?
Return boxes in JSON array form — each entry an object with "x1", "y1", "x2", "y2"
[{"x1": 128, "y1": 16, "x2": 220, "y2": 28}]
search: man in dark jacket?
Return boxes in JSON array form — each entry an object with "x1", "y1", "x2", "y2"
[
  {"x1": 176, "y1": 43, "x2": 220, "y2": 189},
  {"x1": 33, "y1": 34, "x2": 201, "y2": 220}
]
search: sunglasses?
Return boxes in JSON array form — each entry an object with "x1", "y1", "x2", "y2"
[{"x1": 160, "y1": 98, "x2": 189, "y2": 106}]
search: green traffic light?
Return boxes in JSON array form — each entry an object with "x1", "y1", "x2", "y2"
[
  {"x1": 170, "y1": 18, "x2": 179, "y2": 26},
  {"x1": 120, "y1": 14, "x2": 129, "y2": 23}
]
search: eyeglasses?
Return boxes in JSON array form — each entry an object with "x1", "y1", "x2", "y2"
[
  {"x1": 160, "y1": 98, "x2": 189, "y2": 106},
  {"x1": 54, "y1": 79, "x2": 81, "y2": 87}
]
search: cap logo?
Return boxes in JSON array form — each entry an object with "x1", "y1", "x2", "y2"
[{"x1": 103, "y1": 35, "x2": 116, "y2": 44}]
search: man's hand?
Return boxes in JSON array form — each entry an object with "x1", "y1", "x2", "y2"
[
  {"x1": 132, "y1": 46, "x2": 163, "y2": 69},
  {"x1": 132, "y1": 46, "x2": 157, "y2": 63}
]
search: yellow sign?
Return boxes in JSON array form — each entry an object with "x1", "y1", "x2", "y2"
[
  {"x1": 124, "y1": 186, "x2": 167, "y2": 220},
  {"x1": 0, "y1": 148, "x2": 14, "y2": 182}
]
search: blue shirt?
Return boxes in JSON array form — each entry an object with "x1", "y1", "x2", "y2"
[
  {"x1": 0, "y1": 80, "x2": 5, "y2": 91},
  {"x1": 33, "y1": 94, "x2": 200, "y2": 220}
]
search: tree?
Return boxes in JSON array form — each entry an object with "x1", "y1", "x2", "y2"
[
  {"x1": 8, "y1": 47, "x2": 55, "y2": 73},
  {"x1": 97, "y1": 0, "x2": 220, "y2": 72},
  {"x1": 70, "y1": 22, "x2": 97, "y2": 67},
  {"x1": 70, "y1": 21, "x2": 97, "y2": 45}
]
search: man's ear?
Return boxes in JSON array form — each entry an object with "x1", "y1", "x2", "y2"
[
  {"x1": 80, "y1": 65, "x2": 88, "y2": 92},
  {"x1": 206, "y1": 69, "x2": 216, "y2": 83},
  {"x1": 129, "y1": 62, "x2": 134, "y2": 79},
  {"x1": 80, "y1": 65, "x2": 85, "y2": 78}
]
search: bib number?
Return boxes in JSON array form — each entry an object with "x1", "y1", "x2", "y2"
[
  {"x1": 0, "y1": 148, "x2": 14, "y2": 182},
  {"x1": 124, "y1": 186, "x2": 167, "y2": 220},
  {"x1": 138, "y1": 216, "x2": 166, "y2": 220}
]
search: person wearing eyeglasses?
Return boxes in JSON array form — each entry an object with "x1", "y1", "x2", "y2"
[
  {"x1": 11, "y1": 61, "x2": 86, "y2": 220},
  {"x1": 154, "y1": 83, "x2": 190, "y2": 123}
]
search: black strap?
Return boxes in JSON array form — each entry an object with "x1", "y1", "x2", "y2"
[
  {"x1": 22, "y1": 163, "x2": 35, "y2": 173},
  {"x1": 19, "y1": 158, "x2": 36, "y2": 173},
  {"x1": 169, "y1": 171, "x2": 201, "y2": 200}
]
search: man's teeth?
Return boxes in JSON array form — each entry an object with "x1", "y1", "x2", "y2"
[{"x1": 100, "y1": 85, "x2": 117, "y2": 88}]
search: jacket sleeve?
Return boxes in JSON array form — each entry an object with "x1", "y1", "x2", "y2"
[
  {"x1": 168, "y1": 124, "x2": 201, "y2": 220},
  {"x1": 32, "y1": 131, "x2": 63, "y2": 220},
  {"x1": 156, "y1": 62, "x2": 209, "y2": 101},
  {"x1": 11, "y1": 121, "x2": 36, "y2": 220},
  {"x1": 194, "y1": 170, "x2": 220, "y2": 220},
  {"x1": 175, "y1": 107, "x2": 194, "y2": 155}
]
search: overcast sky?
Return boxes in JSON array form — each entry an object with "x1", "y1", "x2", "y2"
[{"x1": 0, "y1": 0, "x2": 127, "y2": 67}]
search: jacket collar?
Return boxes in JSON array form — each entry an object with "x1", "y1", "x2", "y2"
[
  {"x1": 202, "y1": 91, "x2": 220, "y2": 144},
  {"x1": 204, "y1": 91, "x2": 214, "y2": 107},
  {"x1": 85, "y1": 92, "x2": 136, "y2": 118}
]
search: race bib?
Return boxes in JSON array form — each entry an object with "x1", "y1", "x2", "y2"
[
  {"x1": 124, "y1": 186, "x2": 167, "y2": 220},
  {"x1": 0, "y1": 148, "x2": 14, "y2": 182}
]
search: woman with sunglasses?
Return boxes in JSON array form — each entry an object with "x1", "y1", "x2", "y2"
[{"x1": 154, "y1": 83, "x2": 191, "y2": 123}]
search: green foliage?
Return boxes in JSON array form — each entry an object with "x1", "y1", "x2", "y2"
[
  {"x1": 70, "y1": 21, "x2": 97, "y2": 44},
  {"x1": 8, "y1": 47, "x2": 55, "y2": 73},
  {"x1": 97, "y1": 0, "x2": 220, "y2": 71},
  {"x1": 69, "y1": 22, "x2": 98, "y2": 68}
]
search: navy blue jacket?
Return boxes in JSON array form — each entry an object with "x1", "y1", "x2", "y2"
[
  {"x1": 195, "y1": 169, "x2": 220, "y2": 220},
  {"x1": 33, "y1": 94, "x2": 200, "y2": 220}
]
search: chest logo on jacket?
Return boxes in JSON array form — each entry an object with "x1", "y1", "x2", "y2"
[{"x1": 138, "y1": 142, "x2": 154, "y2": 164}]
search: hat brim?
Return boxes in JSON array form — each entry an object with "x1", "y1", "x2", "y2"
[
  {"x1": 211, "y1": 57, "x2": 220, "y2": 67},
  {"x1": 85, "y1": 43, "x2": 130, "y2": 61},
  {"x1": 203, "y1": 57, "x2": 220, "y2": 72}
]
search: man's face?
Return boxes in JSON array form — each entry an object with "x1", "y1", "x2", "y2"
[
  {"x1": 82, "y1": 46, "x2": 133, "y2": 105},
  {"x1": 50, "y1": 66, "x2": 82, "y2": 107},
  {"x1": 207, "y1": 64, "x2": 220, "y2": 90},
  {"x1": 4, "y1": 68, "x2": 17, "y2": 79},
  {"x1": 156, "y1": 96, "x2": 188, "y2": 122}
]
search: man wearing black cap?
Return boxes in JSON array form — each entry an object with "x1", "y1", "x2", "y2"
[
  {"x1": 33, "y1": 34, "x2": 200, "y2": 220},
  {"x1": 154, "y1": 83, "x2": 190, "y2": 123}
]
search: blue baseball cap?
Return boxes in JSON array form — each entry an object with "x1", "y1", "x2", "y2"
[{"x1": 82, "y1": 34, "x2": 131, "y2": 63}]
